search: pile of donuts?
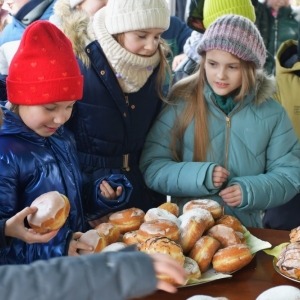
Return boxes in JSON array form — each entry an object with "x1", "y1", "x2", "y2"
[
  {"x1": 276, "y1": 226, "x2": 300, "y2": 280},
  {"x1": 78, "y1": 199, "x2": 253, "y2": 285}
]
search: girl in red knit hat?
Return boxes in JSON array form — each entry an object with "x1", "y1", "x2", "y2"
[{"x1": 0, "y1": 20, "x2": 132, "y2": 263}]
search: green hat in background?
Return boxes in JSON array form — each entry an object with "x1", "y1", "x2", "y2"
[{"x1": 203, "y1": 0, "x2": 256, "y2": 29}]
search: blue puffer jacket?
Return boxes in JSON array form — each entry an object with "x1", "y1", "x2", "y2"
[
  {"x1": 0, "y1": 106, "x2": 132, "y2": 264},
  {"x1": 65, "y1": 41, "x2": 165, "y2": 219},
  {"x1": 140, "y1": 72, "x2": 300, "y2": 228}
]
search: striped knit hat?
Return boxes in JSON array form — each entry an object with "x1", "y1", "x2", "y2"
[{"x1": 198, "y1": 14, "x2": 266, "y2": 69}]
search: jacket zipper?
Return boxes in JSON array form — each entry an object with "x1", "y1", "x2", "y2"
[
  {"x1": 124, "y1": 93, "x2": 129, "y2": 106},
  {"x1": 274, "y1": 18, "x2": 278, "y2": 61}
]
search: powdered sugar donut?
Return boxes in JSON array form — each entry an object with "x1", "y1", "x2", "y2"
[
  {"x1": 78, "y1": 230, "x2": 108, "y2": 255},
  {"x1": 27, "y1": 191, "x2": 70, "y2": 234},
  {"x1": 189, "y1": 235, "x2": 220, "y2": 272},
  {"x1": 95, "y1": 223, "x2": 120, "y2": 244},
  {"x1": 102, "y1": 242, "x2": 127, "y2": 252},
  {"x1": 179, "y1": 216, "x2": 206, "y2": 254},
  {"x1": 183, "y1": 199, "x2": 223, "y2": 219},
  {"x1": 137, "y1": 219, "x2": 179, "y2": 243},
  {"x1": 184, "y1": 256, "x2": 201, "y2": 280},
  {"x1": 123, "y1": 230, "x2": 139, "y2": 245},
  {"x1": 108, "y1": 207, "x2": 145, "y2": 233},
  {"x1": 179, "y1": 208, "x2": 215, "y2": 231},
  {"x1": 144, "y1": 208, "x2": 181, "y2": 227},
  {"x1": 158, "y1": 202, "x2": 179, "y2": 217},
  {"x1": 206, "y1": 224, "x2": 241, "y2": 248},
  {"x1": 212, "y1": 244, "x2": 253, "y2": 273}
]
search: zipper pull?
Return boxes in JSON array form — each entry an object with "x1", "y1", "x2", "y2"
[
  {"x1": 125, "y1": 94, "x2": 129, "y2": 106},
  {"x1": 226, "y1": 117, "x2": 231, "y2": 128}
]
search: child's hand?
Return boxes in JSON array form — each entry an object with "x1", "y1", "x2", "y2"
[
  {"x1": 219, "y1": 185, "x2": 242, "y2": 207},
  {"x1": 150, "y1": 253, "x2": 187, "y2": 293},
  {"x1": 99, "y1": 180, "x2": 122, "y2": 200},
  {"x1": 212, "y1": 166, "x2": 230, "y2": 188},
  {"x1": 68, "y1": 232, "x2": 94, "y2": 256},
  {"x1": 5, "y1": 207, "x2": 59, "y2": 243}
]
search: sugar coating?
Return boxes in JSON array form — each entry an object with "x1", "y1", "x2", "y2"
[
  {"x1": 102, "y1": 242, "x2": 127, "y2": 252},
  {"x1": 78, "y1": 230, "x2": 101, "y2": 254},
  {"x1": 145, "y1": 208, "x2": 181, "y2": 227},
  {"x1": 179, "y1": 208, "x2": 212, "y2": 222},
  {"x1": 184, "y1": 257, "x2": 200, "y2": 274},
  {"x1": 28, "y1": 191, "x2": 65, "y2": 226}
]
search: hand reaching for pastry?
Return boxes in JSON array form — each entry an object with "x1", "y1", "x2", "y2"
[
  {"x1": 68, "y1": 232, "x2": 94, "y2": 256},
  {"x1": 151, "y1": 253, "x2": 187, "y2": 293},
  {"x1": 100, "y1": 180, "x2": 122, "y2": 200}
]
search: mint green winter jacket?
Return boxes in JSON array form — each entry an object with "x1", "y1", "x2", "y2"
[{"x1": 140, "y1": 72, "x2": 300, "y2": 228}]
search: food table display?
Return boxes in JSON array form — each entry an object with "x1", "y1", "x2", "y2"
[{"x1": 136, "y1": 228, "x2": 299, "y2": 300}]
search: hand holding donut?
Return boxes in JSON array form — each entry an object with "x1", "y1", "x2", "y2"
[
  {"x1": 68, "y1": 232, "x2": 94, "y2": 256},
  {"x1": 5, "y1": 207, "x2": 59, "y2": 243},
  {"x1": 219, "y1": 185, "x2": 242, "y2": 207},
  {"x1": 212, "y1": 166, "x2": 230, "y2": 188}
]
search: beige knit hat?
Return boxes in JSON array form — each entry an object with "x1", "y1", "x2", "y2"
[{"x1": 105, "y1": 0, "x2": 170, "y2": 34}]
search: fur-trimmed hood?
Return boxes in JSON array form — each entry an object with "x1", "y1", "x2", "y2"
[
  {"x1": 50, "y1": 0, "x2": 93, "y2": 66},
  {"x1": 254, "y1": 70, "x2": 276, "y2": 105}
]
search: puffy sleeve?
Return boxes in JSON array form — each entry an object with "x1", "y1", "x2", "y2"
[{"x1": 140, "y1": 103, "x2": 219, "y2": 198}]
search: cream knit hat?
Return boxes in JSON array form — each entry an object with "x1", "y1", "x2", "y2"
[{"x1": 105, "y1": 0, "x2": 170, "y2": 34}]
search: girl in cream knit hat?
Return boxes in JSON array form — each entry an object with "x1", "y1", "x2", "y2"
[{"x1": 51, "y1": 0, "x2": 171, "y2": 223}]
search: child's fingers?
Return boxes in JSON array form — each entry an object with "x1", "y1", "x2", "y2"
[
  {"x1": 73, "y1": 232, "x2": 84, "y2": 240},
  {"x1": 17, "y1": 206, "x2": 38, "y2": 220},
  {"x1": 116, "y1": 186, "x2": 122, "y2": 197}
]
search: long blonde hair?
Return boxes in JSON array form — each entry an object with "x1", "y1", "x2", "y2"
[
  {"x1": 113, "y1": 33, "x2": 171, "y2": 101},
  {"x1": 169, "y1": 53, "x2": 256, "y2": 162}
]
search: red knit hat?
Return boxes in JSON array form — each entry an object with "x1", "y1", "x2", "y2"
[{"x1": 7, "y1": 20, "x2": 83, "y2": 105}]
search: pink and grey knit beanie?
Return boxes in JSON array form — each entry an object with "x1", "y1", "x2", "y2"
[{"x1": 198, "y1": 14, "x2": 266, "y2": 69}]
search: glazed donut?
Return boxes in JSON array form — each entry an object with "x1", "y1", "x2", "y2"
[
  {"x1": 178, "y1": 216, "x2": 206, "y2": 254},
  {"x1": 184, "y1": 257, "x2": 201, "y2": 280},
  {"x1": 78, "y1": 230, "x2": 108, "y2": 255},
  {"x1": 212, "y1": 244, "x2": 253, "y2": 273},
  {"x1": 290, "y1": 226, "x2": 300, "y2": 243},
  {"x1": 101, "y1": 242, "x2": 127, "y2": 252},
  {"x1": 144, "y1": 208, "x2": 181, "y2": 227},
  {"x1": 189, "y1": 235, "x2": 220, "y2": 272},
  {"x1": 179, "y1": 208, "x2": 215, "y2": 231},
  {"x1": 123, "y1": 230, "x2": 139, "y2": 245},
  {"x1": 137, "y1": 219, "x2": 179, "y2": 243},
  {"x1": 95, "y1": 223, "x2": 120, "y2": 244},
  {"x1": 140, "y1": 236, "x2": 185, "y2": 266},
  {"x1": 108, "y1": 207, "x2": 145, "y2": 233},
  {"x1": 158, "y1": 202, "x2": 179, "y2": 217},
  {"x1": 276, "y1": 242, "x2": 300, "y2": 280},
  {"x1": 27, "y1": 191, "x2": 70, "y2": 234},
  {"x1": 183, "y1": 199, "x2": 223, "y2": 219},
  {"x1": 215, "y1": 215, "x2": 244, "y2": 233},
  {"x1": 206, "y1": 224, "x2": 241, "y2": 248}
]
